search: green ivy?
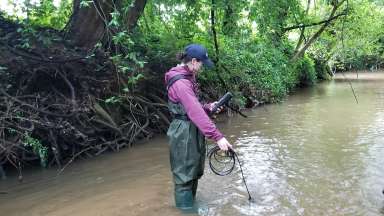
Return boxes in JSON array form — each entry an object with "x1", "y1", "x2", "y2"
[{"x1": 22, "y1": 133, "x2": 48, "y2": 167}]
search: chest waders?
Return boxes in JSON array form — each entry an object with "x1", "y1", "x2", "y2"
[{"x1": 166, "y1": 75, "x2": 206, "y2": 210}]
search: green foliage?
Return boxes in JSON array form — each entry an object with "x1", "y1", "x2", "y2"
[
  {"x1": 1, "y1": 0, "x2": 73, "y2": 29},
  {"x1": 16, "y1": 24, "x2": 37, "y2": 49},
  {"x1": 2, "y1": 0, "x2": 383, "y2": 104},
  {"x1": 202, "y1": 37, "x2": 300, "y2": 102},
  {"x1": 105, "y1": 96, "x2": 122, "y2": 104},
  {"x1": 22, "y1": 133, "x2": 48, "y2": 167},
  {"x1": 295, "y1": 54, "x2": 317, "y2": 86},
  {"x1": 251, "y1": 0, "x2": 303, "y2": 42},
  {"x1": 15, "y1": 22, "x2": 62, "y2": 50},
  {"x1": 96, "y1": 1, "x2": 148, "y2": 93},
  {"x1": 309, "y1": 0, "x2": 384, "y2": 71},
  {"x1": 140, "y1": 0, "x2": 333, "y2": 103},
  {"x1": 313, "y1": 58, "x2": 332, "y2": 80}
]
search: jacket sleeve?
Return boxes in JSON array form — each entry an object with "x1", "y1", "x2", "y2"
[{"x1": 169, "y1": 80, "x2": 224, "y2": 142}]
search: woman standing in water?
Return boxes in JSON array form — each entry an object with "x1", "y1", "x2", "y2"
[{"x1": 164, "y1": 44, "x2": 233, "y2": 211}]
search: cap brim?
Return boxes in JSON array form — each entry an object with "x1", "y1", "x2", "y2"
[{"x1": 202, "y1": 58, "x2": 214, "y2": 68}]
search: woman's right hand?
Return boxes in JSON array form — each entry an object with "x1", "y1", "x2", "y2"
[
  {"x1": 209, "y1": 101, "x2": 224, "y2": 114},
  {"x1": 216, "y1": 137, "x2": 233, "y2": 151}
]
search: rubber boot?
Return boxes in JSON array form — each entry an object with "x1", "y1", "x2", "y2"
[{"x1": 174, "y1": 184, "x2": 194, "y2": 210}]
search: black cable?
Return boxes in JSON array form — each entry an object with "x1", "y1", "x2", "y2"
[
  {"x1": 226, "y1": 104, "x2": 248, "y2": 118},
  {"x1": 208, "y1": 145, "x2": 253, "y2": 201}
]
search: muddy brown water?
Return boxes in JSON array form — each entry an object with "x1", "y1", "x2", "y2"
[{"x1": 1, "y1": 71, "x2": 384, "y2": 216}]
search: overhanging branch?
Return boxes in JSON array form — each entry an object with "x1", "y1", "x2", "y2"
[
  {"x1": 284, "y1": 12, "x2": 347, "y2": 32},
  {"x1": 291, "y1": 0, "x2": 348, "y2": 60}
]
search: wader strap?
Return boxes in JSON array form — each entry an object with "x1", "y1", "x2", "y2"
[
  {"x1": 166, "y1": 74, "x2": 192, "y2": 90},
  {"x1": 172, "y1": 114, "x2": 190, "y2": 121},
  {"x1": 167, "y1": 74, "x2": 192, "y2": 121}
]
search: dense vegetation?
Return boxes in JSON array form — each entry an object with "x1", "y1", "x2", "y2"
[{"x1": 0, "y1": 0, "x2": 383, "y2": 177}]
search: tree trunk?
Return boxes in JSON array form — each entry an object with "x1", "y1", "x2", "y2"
[
  {"x1": 124, "y1": 0, "x2": 147, "y2": 31},
  {"x1": 210, "y1": 0, "x2": 228, "y2": 90},
  {"x1": 294, "y1": 0, "x2": 310, "y2": 54},
  {"x1": 67, "y1": 0, "x2": 113, "y2": 49},
  {"x1": 294, "y1": 27, "x2": 306, "y2": 54},
  {"x1": 67, "y1": 0, "x2": 147, "y2": 49}
]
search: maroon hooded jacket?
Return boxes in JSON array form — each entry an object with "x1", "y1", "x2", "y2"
[{"x1": 165, "y1": 65, "x2": 224, "y2": 142}]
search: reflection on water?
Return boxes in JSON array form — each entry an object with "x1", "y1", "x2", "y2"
[{"x1": 1, "y1": 72, "x2": 384, "y2": 216}]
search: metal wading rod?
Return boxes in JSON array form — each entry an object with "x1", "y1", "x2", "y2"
[{"x1": 208, "y1": 145, "x2": 253, "y2": 201}]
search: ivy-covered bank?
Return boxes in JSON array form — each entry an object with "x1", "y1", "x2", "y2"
[{"x1": 0, "y1": 0, "x2": 383, "y2": 177}]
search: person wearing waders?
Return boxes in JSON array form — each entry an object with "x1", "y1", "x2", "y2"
[{"x1": 165, "y1": 44, "x2": 233, "y2": 211}]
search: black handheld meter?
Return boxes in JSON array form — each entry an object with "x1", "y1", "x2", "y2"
[{"x1": 211, "y1": 92, "x2": 233, "y2": 114}]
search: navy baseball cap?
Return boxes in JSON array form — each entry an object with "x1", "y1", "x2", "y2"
[{"x1": 185, "y1": 44, "x2": 214, "y2": 68}]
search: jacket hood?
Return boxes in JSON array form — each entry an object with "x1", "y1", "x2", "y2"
[{"x1": 164, "y1": 65, "x2": 194, "y2": 84}]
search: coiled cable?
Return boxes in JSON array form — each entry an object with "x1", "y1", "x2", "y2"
[{"x1": 207, "y1": 145, "x2": 253, "y2": 201}]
